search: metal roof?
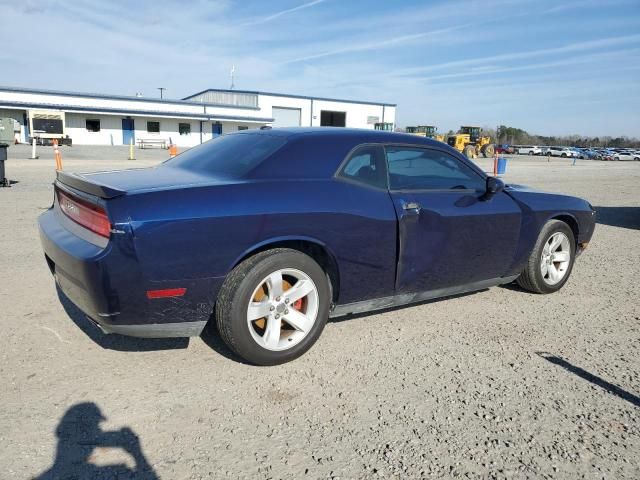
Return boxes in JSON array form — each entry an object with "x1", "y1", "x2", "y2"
[
  {"x1": 0, "y1": 100, "x2": 274, "y2": 123},
  {"x1": 0, "y1": 85, "x2": 396, "y2": 108},
  {"x1": 183, "y1": 88, "x2": 397, "y2": 107},
  {"x1": 0, "y1": 85, "x2": 260, "y2": 110}
]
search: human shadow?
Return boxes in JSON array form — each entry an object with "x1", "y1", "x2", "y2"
[
  {"x1": 536, "y1": 352, "x2": 640, "y2": 408},
  {"x1": 594, "y1": 206, "x2": 640, "y2": 230},
  {"x1": 57, "y1": 286, "x2": 189, "y2": 352},
  {"x1": 35, "y1": 402, "x2": 159, "y2": 479}
]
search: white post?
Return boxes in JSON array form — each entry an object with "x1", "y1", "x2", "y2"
[{"x1": 31, "y1": 137, "x2": 39, "y2": 159}]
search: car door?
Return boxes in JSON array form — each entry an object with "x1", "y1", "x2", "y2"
[{"x1": 385, "y1": 145, "x2": 522, "y2": 293}]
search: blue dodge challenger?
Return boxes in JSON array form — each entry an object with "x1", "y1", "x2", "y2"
[{"x1": 39, "y1": 128, "x2": 596, "y2": 365}]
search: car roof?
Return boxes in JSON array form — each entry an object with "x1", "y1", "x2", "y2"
[
  {"x1": 234, "y1": 127, "x2": 445, "y2": 147},
  {"x1": 229, "y1": 127, "x2": 483, "y2": 181}
]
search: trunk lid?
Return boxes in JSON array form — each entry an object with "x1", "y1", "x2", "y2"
[{"x1": 62, "y1": 165, "x2": 231, "y2": 198}]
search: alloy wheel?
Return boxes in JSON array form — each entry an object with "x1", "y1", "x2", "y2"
[
  {"x1": 540, "y1": 232, "x2": 571, "y2": 286},
  {"x1": 246, "y1": 268, "x2": 319, "y2": 351}
]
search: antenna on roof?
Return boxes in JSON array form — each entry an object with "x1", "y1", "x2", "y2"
[{"x1": 230, "y1": 65, "x2": 235, "y2": 90}]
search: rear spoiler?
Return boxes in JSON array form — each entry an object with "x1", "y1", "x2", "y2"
[{"x1": 56, "y1": 171, "x2": 125, "y2": 199}]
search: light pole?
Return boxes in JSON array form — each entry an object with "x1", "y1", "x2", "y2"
[{"x1": 157, "y1": 87, "x2": 166, "y2": 99}]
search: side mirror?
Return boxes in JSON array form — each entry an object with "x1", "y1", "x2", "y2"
[{"x1": 482, "y1": 176, "x2": 504, "y2": 201}]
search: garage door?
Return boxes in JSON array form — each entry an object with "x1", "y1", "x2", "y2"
[{"x1": 272, "y1": 107, "x2": 301, "y2": 128}]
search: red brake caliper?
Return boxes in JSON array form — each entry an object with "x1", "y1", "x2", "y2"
[{"x1": 293, "y1": 298, "x2": 303, "y2": 311}]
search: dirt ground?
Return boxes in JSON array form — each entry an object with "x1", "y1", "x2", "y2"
[{"x1": 1, "y1": 144, "x2": 638, "y2": 479}]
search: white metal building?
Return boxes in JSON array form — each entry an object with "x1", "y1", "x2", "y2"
[{"x1": 0, "y1": 86, "x2": 396, "y2": 147}]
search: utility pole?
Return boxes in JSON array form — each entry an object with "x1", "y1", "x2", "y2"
[
  {"x1": 230, "y1": 65, "x2": 235, "y2": 90},
  {"x1": 157, "y1": 87, "x2": 166, "y2": 99}
]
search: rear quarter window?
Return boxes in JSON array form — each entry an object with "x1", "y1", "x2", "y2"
[
  {"x1": 337, "y1": 145, "x2": 387, "y2": 189},
  {"x1": 166, "y1": 133, "x2": 287, "y2": 178}
]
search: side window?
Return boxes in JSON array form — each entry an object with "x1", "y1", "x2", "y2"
[
  {"x1": 386, "y1": 147, "x2": 485, "y2": 191},
  {"x1": 338, "y1": 145, "x2": 387, "y2": 189}
]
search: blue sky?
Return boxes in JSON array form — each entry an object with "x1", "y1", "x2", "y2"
[{"x1": 1, "y1": 0, "x2": 639, "y2": 136}]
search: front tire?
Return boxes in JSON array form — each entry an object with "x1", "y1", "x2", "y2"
[
  {"x1": 216, "y1": 248, "x2": 330, "y2": 365},
  {"x1": 464, "y1": 145, "x2": 476, "y2": 158},
  {"x1": 516, "y1": 220, "x2": 576, "y2": 294}
]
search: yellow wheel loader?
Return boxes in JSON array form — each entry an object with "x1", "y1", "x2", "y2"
[
  {"x1": 406, "y1": 125, "x2": 445, "y2": 142},
  {"x1": 446, "y1": 126, "x2": 495, "y2": 159}
]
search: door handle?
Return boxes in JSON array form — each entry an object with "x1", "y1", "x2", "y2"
[{"x1": 402, "y1": 201, "x2": 422, "y2": 213}]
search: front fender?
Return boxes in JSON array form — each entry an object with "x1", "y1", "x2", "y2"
[{"x1": 504, "y1": 188, "x2": 595, "y2": 275}]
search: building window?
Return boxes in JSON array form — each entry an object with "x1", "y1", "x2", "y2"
[
  {"x1": 179, "y1": 123, "x2": 191, "y2": 135},
  {"x1": 86, "y1": 119, "x2": 101, "y2": 132},
  {"x1": 237, "y1": 126, "x2": 249, "y2": 131},
  {"x1": 147, "y1": 121, "x2": 160, "y2": 133},
  {"x1": 320, "y1": 110, "x2": 346, "y2": 127}
]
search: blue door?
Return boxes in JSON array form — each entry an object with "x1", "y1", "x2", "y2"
[
  {"x1": 385, "y1": 145, "x2": 521, "y2": 293},
  {"x1": 212, "y1": 122, "x2": 222, "y2": 137},
  {"x1": 122, "y1": 118, "x2": 135, "y2": 145}
]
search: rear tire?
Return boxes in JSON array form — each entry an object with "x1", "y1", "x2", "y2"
[
  {"x1": 516, "y1": 220, "x2": 576, "y2": 294},
  {"x1": 216, "y1": 248, "x2": 330, "y2": 365},
  {"x1": 483, "y1": 144, "x2": 495, "y2": 158}
]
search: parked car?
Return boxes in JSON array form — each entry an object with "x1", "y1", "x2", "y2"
[
  {"x1": 515, "y1": 145, "x2": 542, "y2": 155},
  {"x1": 543, "y1": 146, "x2": 576, "y2": 157},
  {"x1": 38, "y1": 129, "x2": 596, "y2": 365},
  {"x1": 593, "y1": 149, "x2": 613, "y2": 160},
  {"x1": 495, "y1": 144, "x2": 516, "y2": 154},
  {"x1": 583, "y1": 149, "x2": 601, "y2": 160},
  {"x1": 613, "y1": 151, "x2": 635, "y2": 161}
]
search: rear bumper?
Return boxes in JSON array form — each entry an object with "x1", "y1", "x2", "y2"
[
  {"x1": 39, "y1": 207, "x2": 219, "y2": 338},
  {"x1": 90, "y1": 317, "x2": 207, "y2": 338},
  {"x1": 39, "y1": 207, "x2": 113, "y2": 320}
]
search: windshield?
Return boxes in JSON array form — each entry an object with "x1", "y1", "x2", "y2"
[{"x1": 165, "y1": 133, "x2": 287, "y2": 178}]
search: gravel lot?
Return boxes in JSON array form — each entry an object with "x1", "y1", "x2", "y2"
[{"x1": 1, "y1": 144, "x2": 638, "y2": 479}]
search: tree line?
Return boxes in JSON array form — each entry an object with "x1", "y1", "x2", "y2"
[
  {"x1": 400, "y1": 125, "x2": 639, "y2": 148},
  {"x1": 484, "y1": 125, "x2": 640, "y2": 148}
]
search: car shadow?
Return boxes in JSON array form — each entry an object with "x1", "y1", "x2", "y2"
[
  {"x1": 34, "y1": 402, "x2": 159, "y2": 479},
  {"x1": 57, "y1": 286, "x2": 189, "y2": 352},
  {"x1": 198, "y1": 291, "x2": 490, "y2": 364},
  {"x1": 329, "y1": 289, "x2": 487, "y2": 323},
  {"x1": 536, "y1": 352, "x2": 640, "y2": 408},
  {"x1": 498, "y1": 281, "x2": 524, "y2": 292},
  {"x1": 199, "y1": 319, "x2": 252, "y2": 365},
  {"x1": 594, "y1": 206, "x2": 640, "y2": 230}
]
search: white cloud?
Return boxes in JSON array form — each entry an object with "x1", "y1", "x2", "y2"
[
  {"x1": 396, "y1": 34, "x2": 640, "y2": 77},
  {"x1": 241, "y1": 0, "x2": 326, "y2": 26}
]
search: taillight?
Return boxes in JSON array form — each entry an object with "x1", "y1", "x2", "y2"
[{"x1": 57, "y1": 189, "x2": 111, "y2": 238}]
